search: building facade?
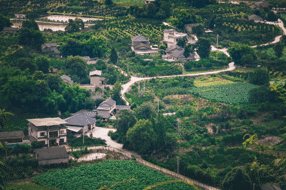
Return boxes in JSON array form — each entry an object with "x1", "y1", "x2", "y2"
[{"x1": 27, "y1": 117, "x2": 67, "y2": 147}]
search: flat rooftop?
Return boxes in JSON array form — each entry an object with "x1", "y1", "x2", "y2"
[{"x1": 27, "y1": 117, "x2": 67, "y2": 127}]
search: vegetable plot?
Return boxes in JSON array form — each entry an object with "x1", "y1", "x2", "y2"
[
  {"x1": 33, "y1": 160, "x2": 197, "y2": 190},
  {"x1": 189, "y1": 82, "x2": 257, "y2": 105}
]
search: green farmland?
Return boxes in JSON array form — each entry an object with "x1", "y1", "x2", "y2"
[
  {"x1": 33, "y1": 160, "x2": 197, "y2": 190},
  {"x1": 189, "y1": 82, "x2": 257, "y2": 105}
]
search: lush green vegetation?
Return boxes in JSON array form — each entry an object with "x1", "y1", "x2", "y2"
[
  {"x1": 33, "y1": 160, "x2": 198, "y2": 190},
  {"x1": 68, "y1": 147, "x2": 92, "y2": 158},
  {"x1": 5, "y1": 182, "x2": 58, "y2": 190},
  {"x1": 68, "y1": 134, "x2": 106, "y2": 148}
]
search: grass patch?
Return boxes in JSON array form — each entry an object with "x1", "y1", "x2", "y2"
[
  {"x1": 189, "y1": 82, "x2": 257, "y2": 105},
  {"x1": 68, "y1": 134, "x2": 106, "y2": 148},
  {"x1": 68, "y1": 148, "x2": 92, "y2": 158},
  {"x1": 194, "y1": 77, "x2": 234, "y2": 87}
]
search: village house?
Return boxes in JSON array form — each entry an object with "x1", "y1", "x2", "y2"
[
  {"x1": 34, "y1": 146, "x2": 69, "y2": 166},
  {"x1": 41, "y1": 43, "x2": 60, "y2": 55},
  {"x1": 90, "y1": 70, "x2": 105, "y2": 89},
  {"x1": 65, "y1": 110, "x2": 97, "y2": 138},
  {"x1": 131, "y1": 35, "x2": 159, "y2": 55},
  {"x1": 161, "y1": 29, "x2": 188, "y2": 48},
  {"x1": 27, "y1": 117, "x2": 67, "y2": 147},
  {"x1": 162, "y1": 45, "x2": 195, "y2": 63},
  {"x1": 249, "y1": 0, "x2": 269, "y2": 10},
  {"x1": 145, "y1": 0, "x2": 155, "y2": 4},
  {"x1": 81, "y1": 56, "x2": 97, "y2": 65},
  {"x1": 0, "y1": 131, "x2": 25, "y2": 148},
  {"x1": 2, "y1": 27, "x2": 20, "y2": 34},
  {"x1": 248, "y1": 14, "x2": 264, "y2": 23},
  {"x1": 14, "y1": 14, "x2": 26, "y2": 19},
  {"x1": 60, "y1": 75, "x2": 74, "y2": 85},
  {"x1": 95, "y1": 98, "x2": 131, "y2": 122}
]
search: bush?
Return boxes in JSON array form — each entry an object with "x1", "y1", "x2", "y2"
[
  {"x1": 31, "y1": 142, "x2": 43, "y2": 149},
  {"x1": 11, "y1": 144, "x2": 31, "y2": 155}
]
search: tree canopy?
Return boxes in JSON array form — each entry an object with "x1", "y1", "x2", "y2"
[
  {"x1": 222, "y1": 167, "x2": 252, "y2": 190},
  {"x1": 228, "y1": 44, "x2": 257, "y2": 66},
  {"x1": 196, "y1": 38, "x2": 211, "y2": 59}
]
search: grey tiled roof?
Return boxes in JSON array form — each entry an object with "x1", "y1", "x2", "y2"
[
  {"x1": 0, "y1": 131, "x2": 24, "y2": 139},
  {"x1": 261, "y1": 185, "x2": 281, "y2": 190},
  {"x1": 3, "y1": 27, "x2": 20, "y2": 31},
  {"x1": 116, "y1": 105, "x2": 131, "y2": 110},
  {"x1": 163, "y1": 29, "x2": 176, "y2": 33},
  {"x1": 100, "y1": 98, "x2": 116, "y2": 106},
  {"x1": 248, "y1": 14, "x2": 263, "y2": 21},
  {"x1": 43, "y1": 43, "x2": 57, "y2": 47},
  {"x1": 131, "y1": 35, "x2": 149, "y2": 42},
  {"x1": 35, "y1": 147, "x2": 69, "y2": 161},
  {"x1": 65, "y1": 110, "x2": 96, "y2": 126},
  {"x1": 60, "y1": 75, "x2": 74, "y2": 85},
  {"x1": 96, "y1": 111, "x2": 111, "y2": 119}
]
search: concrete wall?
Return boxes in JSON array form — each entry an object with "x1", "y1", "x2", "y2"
[{"x1": 38, "y1": 158, "x2": 69, "y2": 166}]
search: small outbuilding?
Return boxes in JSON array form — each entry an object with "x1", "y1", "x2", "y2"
[
  {"x1": 34, "y1": 147, "x2": 69, "y2": 166},
  {"x1": 41, "y1": 43, "x2": 60, "y2": 55},
  {"x1": 0, "y1": 131, "x2": 25, "y2": 148},
  {"x1": 248, "y1": 14, "x2": 264, "y2": 23}
]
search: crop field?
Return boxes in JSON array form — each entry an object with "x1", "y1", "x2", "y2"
[
  {"x1": 194, "y1": 77, "x2": 234, "y2": 87},
  {"x1": 33, "y1": 160, "x2": 197, "y2": 190},
  {"x1": 189, "y1": 82, "x2": 257, "y2": 105}
]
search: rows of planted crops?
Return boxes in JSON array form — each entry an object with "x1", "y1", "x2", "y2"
[{"x1": 33, "y1": 160, "x2": 197, "y2": 190}]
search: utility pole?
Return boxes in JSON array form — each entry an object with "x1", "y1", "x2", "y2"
[
  {"x1": 143, "y1": 80, "x2": 145, "y2": 96},
  {"x1": 158, "y1": 99, "x2": 159, "y2": 112},
  {"x1": 83, "y1": 128, "x2": 84, "y2": 145},
  {"x1": 253, "y1": 183, "x2": 255, "y2": 190},
  {"x1": 216, "y1": 34, "x2": 219, "y2": 61},
  {"x1": 138, "y1": 81, "x2": 140, "y2": 95},
  {"x1": 177, "y1": 156, "x2": 180, "y2": 177}
]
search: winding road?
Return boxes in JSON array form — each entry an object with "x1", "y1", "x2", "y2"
[{"x1": 120, "y1": 19, "x2": 286, "y2": 105}]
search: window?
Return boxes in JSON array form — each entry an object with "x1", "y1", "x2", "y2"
[
  {"x1": 40, "y1": 132, "x2": 45, "y2": 137},
  {"x1": 59, "y1": 130, "x2": 64, "y2": 134}
]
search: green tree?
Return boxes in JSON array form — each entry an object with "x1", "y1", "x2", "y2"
[
  {"x1": 65, "y1": 56, "x2": 88, "y2": 83},
  {"x1": 222, "y1": 167, "x2": 252, "y2": 190},
  {"x1": 273, "y1": 43, "x2": 284, "y2": 58},
  {"x1": 61, "y1": 39, "x2": 83, "y2": 57},
  {"x1": 115, "y1": 109, "x2": 137, "y2": 136},
  {"x1": 196, "y1": 38, "x2": 211, "y2": 59},
  {"x1": 111, "y1": 81, "x2": 125, "y2": 105},
  {"x1": 192, "y1": 25, "x2": 204, "y2": 36},
  {"x1": 127, "y1": 119, "x2": 157, "y2": 154},
  {"x1": 65, "y1": 19, "x2": 80, "y2": 33},
  {"x1": 18, "y1": 28, "x2": 45, "y2": 50},
  {"x1": 17, "y1": 57, "x2": 38, "y2": 73},
  {"x1": 0, "y1": 14, "x2": 12, "y2": 31},
  {"x1": 267, "y1": 11, "x2": 277, "y2": 21},
  {"x1": 228, "y1": 44, "x2": 257, "y2": 66},
  {"x1": 172, "y1": 11, "x2": 196, "y2": 30},
  {"x1": 35, "y1": 56, "x2": 49, "y2": 73},
  {"x1": 249, "y1": 68, "x2": 269, "y2": 85},
  {"x1": 0, "y1": 109, "x2": 14, "y2": 131},
  {"x1": 95, "y1": 59, "x2": 107, "y2": 70},
  {"x1": 22, "y1": 20, "x2": 39, "y2": 30},
  {"x1": 177, "y1": 36, "x2": 188, "y2": 48},
  {"x1": 136, "y1": 102, "x2": 156, "y2": 119},
  {"x1": 85, "y1": 37, "x2": 108, "y2": 58},
  {"x1": 105, "y1": 0, "x2": 113, "y2": 5},
  {"x1": 110, "y1": 47, "x2": 118, "y2": 64}
]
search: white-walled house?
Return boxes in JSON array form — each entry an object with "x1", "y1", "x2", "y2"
[
  {"x1": 65, "y1": 110, "x2": 97, "y2": 138},
  {"x1": 162, "y1": 29, "x2": 188, "y2": 48},
  {"x1": 27, "y1": 117, "x2": 67, "y2": 147}
]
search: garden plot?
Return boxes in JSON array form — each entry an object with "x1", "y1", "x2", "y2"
[
  {"x1": 194, "y1": 76, "x2": 234, "y2": 87},
  {"x1": 33, "y1": 160, "x2": 197, "y2": 190},
  {"x1": 189, "y1": 82, "x2": 257, "y2": 105}
]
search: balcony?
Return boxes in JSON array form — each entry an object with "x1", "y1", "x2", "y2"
[{"x1": 48, "y1": 131, "x2": 59, "y2": 139}]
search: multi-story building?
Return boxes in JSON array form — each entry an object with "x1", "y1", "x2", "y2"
[
  {"x1": 162, "y1": 29, "x2": 188, "y2": 48},
  {"x1": 27, "y1": 117, "x2": 67, "y2": 147}
]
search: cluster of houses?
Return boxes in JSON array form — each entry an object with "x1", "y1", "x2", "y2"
[
  {"x1": 0, "y1": 96, "x2": 130, "y2": 166},
  {"x1": 131, "y1": 29, "x2": 197, "y2": 63}
]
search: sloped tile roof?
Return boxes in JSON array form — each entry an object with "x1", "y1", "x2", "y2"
[
  {"x1": 116, "y1": 105, "x2": 131, "y2": 110},
  {"x1": 96, "y1": 111, "x2": 111, "y2": 119},
  {"x1": 131, "y1": 35, "x2": 149, "y2": 42},
  {"x1": 89, "y1": 70, "x2": 102, "y2": 76},
  {"x1": 65, "y1": 110, "x2": 96, "y2": 126},
  {"x1": 35, "y1": 147, "x2": 69, "y2": 161},
  {"x1": 100, "y1": 98, "x2": 116, "y2": 106},
  {"x1": 163, "y1": 29, "x2": 176, "y2": 33},
  {"x1": 248, "y1": 14, "x2": 263, "y2": 21},
  {"x1": 0, "y1": 131, "x2": 24, "y2": 139}
]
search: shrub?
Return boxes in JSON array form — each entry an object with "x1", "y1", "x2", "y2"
[
  {"x1": 31, "y1": 142, "x2": 43, "y2": 149},
  {"x1": 11, "y1": 144, "x2": 31, "y2": 155}
]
